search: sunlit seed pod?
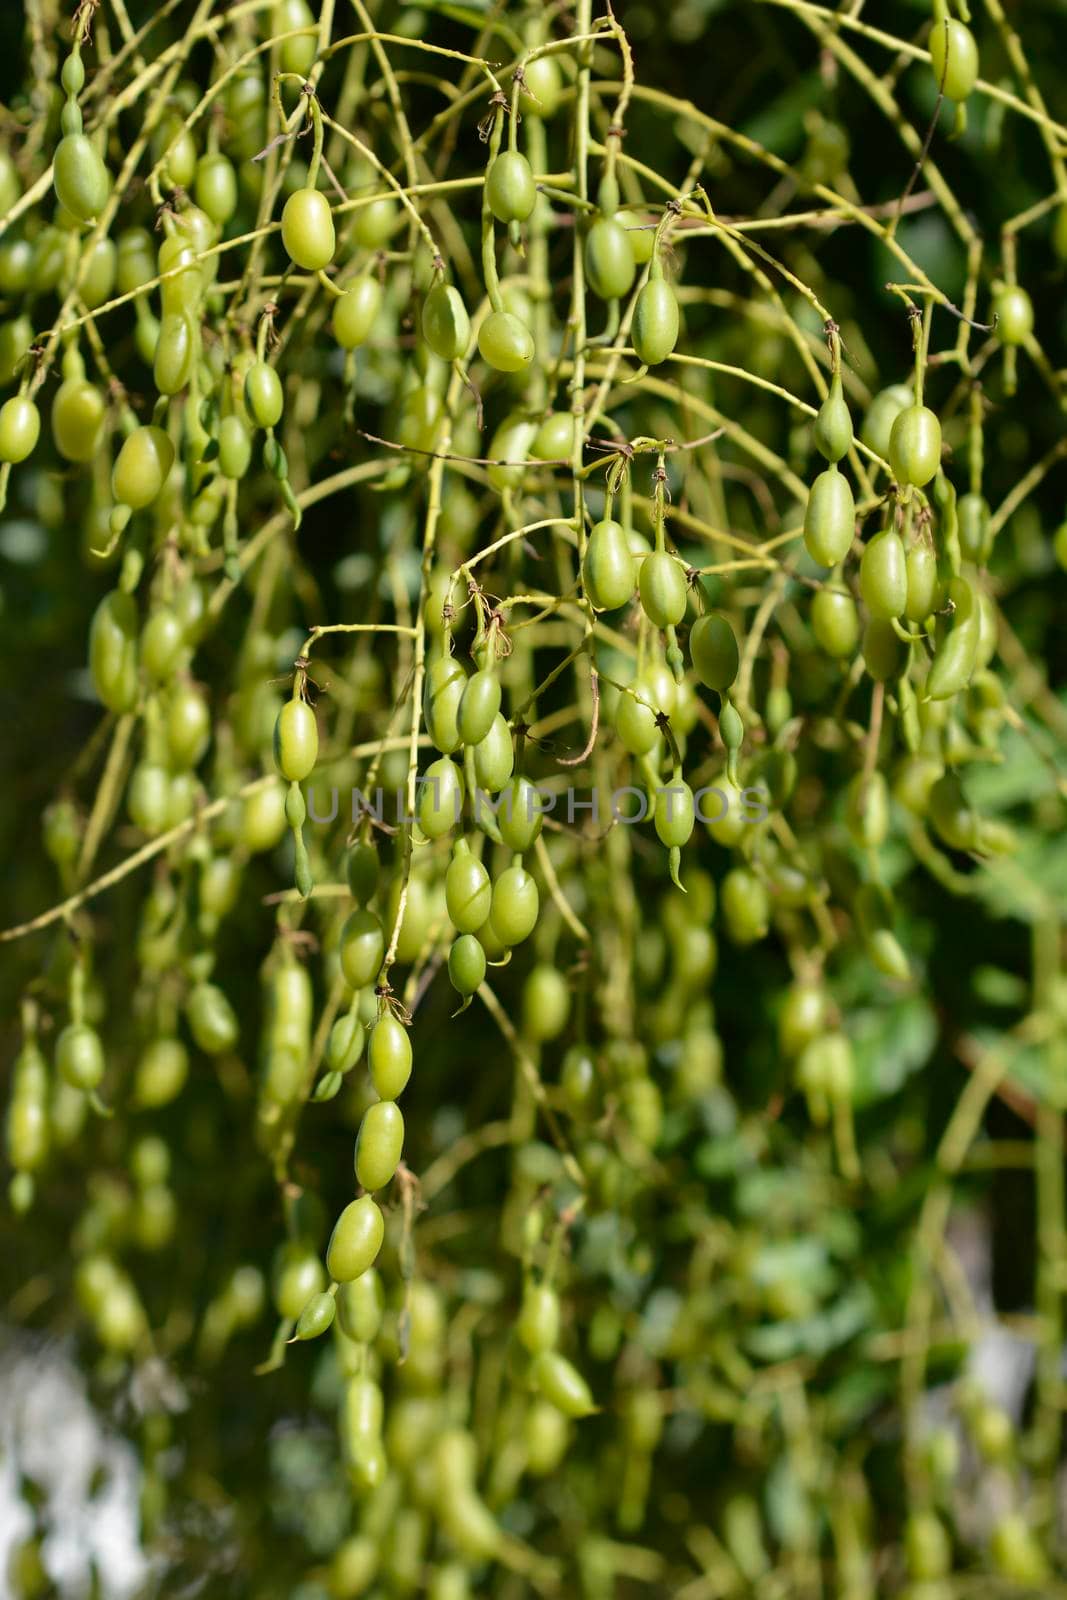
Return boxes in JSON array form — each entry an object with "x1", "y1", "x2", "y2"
[
  {"x1": 0, "y1": 395, "x2": 40, "y2": 464},
  {"x1": 56, "y1": 1022, "x2": 105, "y2": 1091},
  {"x1": 584, "y1": 215, "x2": 636, "y2": 300},
  {"x1": 903, "y1": 540, "x2": 940, "y2": 622},
  {"x1": 583, "y1": 518, "x2": 635, "y2": 611},
  {"x1": 632, "y1": 260, "x2": 679, "y2": 367},
  {"x1": 889, "y1": 404, "x2": 942, "y2": 488},
  {"x1": 352, "y1": 196, "x2": 397, "y2": 250},
  {"x1": 487, "y1": 413, "x2": 538, "y2": 492},
  {"x1": 471, "y1": 713, "x2": 514, "y2": 793},
  {"x1": 355, "y1": 1100, "x2": 404, "y2": 1191},
  {"x1": 240, "y1": 782, "x2": 288, "y2": 853},
  {"x1": 811, "y1": 588, "x2": 859, "y2": 658},
  {"x1": 929, "y1": 16, "x2": 979, "y2": 102},
  {"x1": 862, "y1": 617, "x2": 906, "y2": 682},
  {"x1": 812, "y1": 370, "x2": 853, "y2": 462},
  {"x1": 368, "y1": 1014, "x2": 413, "y2": 1100},
  {"x1": 334, "y1": 275, "x2": 382, "y2": 350},
  {"x1": 517, "y1": 1281, "x2": 560, "y2": 1354},
  {"x1": 53, "y1": 133, "x2": 110, "y2": 222},
  {"x1": 720, "y1": 867, "x2": 770, "y2": 945},
  {"x1": 133, "y1": 1037, "x2": 189, "y2": 1109},
  {"x1": 639, "y1": 551, "x2": 688, "y2": 628},
  {"x1": 486, "y1": 150, "x2": 537, "y2": 224},
  {"x1": 803, "y1": 466, "x2": 855, "y2": 566},
  {"x1": 862, "y1": 382, "x2": 912, "y2": 460},
  {"x1": 531, "y1": 1350, "x2": 596, "y2": 1417},
  {"x1": 531, "y1": 410, "x2": 575, "y2": 462},
  {"x1": 112, "y1": 425, "x2": 175, "y2": 510},
  {"x1": 860, "y1": 529, "x2": 907, "y2": 620},
  {"x1": 421, "y1": 280, "x2": 470, "y2": 361},
  {"x1": 490, "y1": 864, "x2": 539, "y2": 947},
  {"x1": 445, "y1": 841, "x2": 492, "y2": 933},
  {"x1": 339, "y1": 908, "x2": 385, "y2": 989},
  {"x1": 423, "y1": 652, "x2": 467, "y2": 753},
  {"x1": 418, "y1": 755, "x2": 464, "y2": 837},
  {"x1": 52, "y1": 376, "x2": 105, "y2": 463},
  {"x1": 477, "y1": 309, "x2": 534, "y2": 373},
  {"x1": 186, "y1": 983, "x2": 239, "y2": 1055},
  {"x1": 521, "y1": 965, "x2": 570, "y2": 1042},
  {"x1": 690, "y1": 612, "x2": 739, "y2": 690},
  {"x1": 273, "y1": 697, "x2": 318, "y2": 782},
  {"x1": 518, "y1": 54, "x2": 564, "y2": 118},
  {"x1": 326, "y1": 1195, "x2": 385, "y2": 1281}
]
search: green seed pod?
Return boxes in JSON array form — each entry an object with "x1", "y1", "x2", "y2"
[
  {"x1": 112, "y1": 425, "x2": 175, "y2": 510},
  {"x1": 421, "y1": 280, "x2": 470, "y2": 361},
  {"x1": 903, "y1": 539, "x2": 940, "y2": 622},
  {"x1": 862, "y1": 617, "x2": 906, "y2": 682},
  {"x1": 457, "y1": 668, "x2": 502, "y2": 747},
  {"x1": 639, "y1": 551, "x2": 688, "y2": 628},
  {"x1": 845, "y1": 770, "x2": 889, "y2": 849},
  {"x1": 811, "y1": 588, "x2": 859, "y2": 657},
  {"x1": 803, "y1": 465, "x2": 855, "y2": 566},
  {"x1": 615, "y1": 681, "x2": 660, "y2": 756},
  {"x1": 281, "y1": 187, "x2": 335, "y2": 271},
  {"x1": 244, "y1": 361, "x2": 284, "y2": 429},
  {"x1": 486, "y1": 150, "x2": 537, "y2": 223},
  {"x1": 448, "y1": 933, "x2": 486, "y2": 998},
  {"x1": 957, "y1": 492, "x2": 992, "y2": 564},
  {"x1": 584, "y1": 518, "x2": 635, "y2": 611},
  {"x1": 327, "y1": 1195, "x2": 385, "y2": 1281},
  {"x1": 346, "y1": 841, "x2": 380, "y2": 905},
  {"x1": 89, "y1": 590, "x2": 139, "y2": 712},
  {"x1": 632, "y1": 258, "x2": 679, "y2": 367},
  {"x1": 487, "y1": 413, "x2": 538, "y2": 492},
  {"x1": 929, "y1": 17, "x2": 979, "y2": 102},
  {"x1": 52, "y1": 376, "x2": 106, "y2": 463},
  {"x1": 992, "y1": 283, "x2": 1033, "y2": 347},
  {"x1": 585, "y1": 215, "x2": 636, "y2": 300},
  {"x1": 498, "y1": 775, "x2": 545, "y2": 853},
  {"x1": 273, "y1": 697, "x2": 318, "y2": 782},
  {"x1": 418, "y1": 755, "x2": 464, "y2": 837},
  {"x1": 0, "y1": 396, "x2": 40, "y2": 464},
  {"x1": 472, "y1": 713, "x2": 514, "y2": 794},
  {"x1": 477, "y1": 310, "x2": 534, "y2": 373},
  {"x1": 517, "y1": 1281, "x2": 560, "y2": 1355},
  {"x1": 53, "y1": 133, "x2": 110, "y2": 222},
  {"x1": 778, "y1": 982, "x2": 828, "y2": 1060},
  {"x1": 862, "y1": 382, "x2": 912, "y2": 460},
  {"x1": 445, "y1": 839, "x2": 492, "y2": 933},
  {"x1": 368, "y1": 1014, "x2": 413, "y2": 1100},
  {"x1": 186, "y1": 982, "x2": 239, "y2": 1055},
  {"x1": 521, "y1": 965, "x2": 571, "y2": 1042},
  {"x1": 424, "y1": 652, "x2": 467, "y2": 754},
  {"x1": 56, "y1": 1022, "x2": 105, "y2": 1090},
  {"x1": 334, "y1": 275, "x2": 382, "y2": 350},
  {"x1": 153, "y1": 312, "x2": 195, "y2": 396},
  {"x1": 860, "y1": 529, "x2": 907, "y2": 620},
  {"x1": 690, "y1": 612, "x2": 739, "y2": 690},
  {"x1": 889, "y1": 404, "x2": 942, "y2": 488},
  {"x1": 490, "y1": 864, "x2": 539, "y2": 947},
  {"x1": 720, "y1": 867, "x2": 770, "y2": 945},
  {"x1": 295, "y1": 1290, "x2": 336, "y2": 1340},
  {"x1": 812, "y1": 370, "x2": 853, "y2": 463},
  {"x1": 925, "y1": 575, "x2": 980, "y2": 701},
  {"x1": 355, "y1": 1100, "x2": 405, "y2": 1190},
  {"x1": 532, "y1": 1350, "x2": 596, "y2": 1417},
  {"x1": 339, "y1": 908, "x2": 385, "y2": 989},
  {"x1": 855, "y1": 882, "x2": 911, "y2": 981}
]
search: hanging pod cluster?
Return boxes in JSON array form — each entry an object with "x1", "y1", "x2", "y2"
[{"x1": 0, "y1": 0, "x2": 1064, "y2": 1593}]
